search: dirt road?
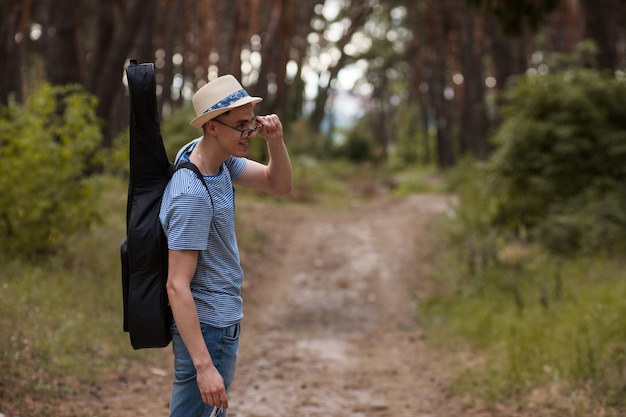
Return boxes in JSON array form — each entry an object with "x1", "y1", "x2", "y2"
[
  {"x1": 91, "y1": 194, "x2": 523, "y2": 417},
  {"x1": 233, "y1": 194, "x2": 459, "y2": 417}
]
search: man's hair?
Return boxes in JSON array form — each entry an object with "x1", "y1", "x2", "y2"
[{"x1": 204, "y1": 110, "x2": 231, "y2": 130}]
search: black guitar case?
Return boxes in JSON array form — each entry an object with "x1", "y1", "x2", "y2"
[{"x1": 120, "y1": 60, "x2": 172, "y2": 349}]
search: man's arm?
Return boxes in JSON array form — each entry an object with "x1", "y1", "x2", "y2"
[
  {"x1": 235, "y1": 114, "x2": 292, "y2": 195},
  {"x1": 166, "y1": 249, "x2": 229, "y2": 410}
]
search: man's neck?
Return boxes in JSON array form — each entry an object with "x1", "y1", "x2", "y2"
[{"x1": 194, "y1": 137, "x2": 226, "y2": 175}]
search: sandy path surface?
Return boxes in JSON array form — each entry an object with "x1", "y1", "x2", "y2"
[{"x1": 231, "y1": 194, "x2": 458, "y2": 417}]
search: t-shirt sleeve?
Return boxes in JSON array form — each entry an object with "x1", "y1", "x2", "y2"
[
  {"x1": 225, "y1": 156, "x2": 248, "y2": 180},
  {"x1": 163, "y1": 193, "x2": 212, "y2": 251}
]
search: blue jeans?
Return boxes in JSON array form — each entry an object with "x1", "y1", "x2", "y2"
[{"x1": 169, "y1": 322, "x2": 240, "y2": 417}]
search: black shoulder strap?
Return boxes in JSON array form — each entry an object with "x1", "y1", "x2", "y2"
[{"x1": 177, "y1": 161, "x2": 214, "y2": 206}]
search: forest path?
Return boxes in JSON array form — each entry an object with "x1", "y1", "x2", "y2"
[{"x1": 88, "y1": 194, "x2": 526, "y2": 417}]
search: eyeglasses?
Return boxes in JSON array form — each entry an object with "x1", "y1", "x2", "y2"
[{"x1": 213, "y1": 118, "x2": 261, "y2": 139}]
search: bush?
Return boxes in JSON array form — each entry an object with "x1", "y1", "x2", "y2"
[
  {"x1": 0, "y1": 83, "x2": 103, "y2": 258},
  {"x1": 486, "y1": 68, "x2": 626, "y2": 255},
  {"x1": 337, "y1": 130, "x2": 375, "y2": 163},
  {"x1": 0, "y1": 177, "x2": 165, "y2": 414},
  {"x1": 159, "y1": 104, "x2": 199, "y2": 159}
]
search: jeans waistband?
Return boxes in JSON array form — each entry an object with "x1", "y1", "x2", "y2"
[{"x1": 196, "y1": 321, "x2": 240, "y2": 338}]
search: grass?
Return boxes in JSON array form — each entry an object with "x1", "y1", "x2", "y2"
[
  {"x1": 418, "y1": 227, "x2": 626, "y2": 415},
  {"x1": 391, "y1": 164, "x2": 443, "y2": 196},
  {"x1": 413, "y1": 159, "x2": 626, "y2": 416},
  {"x1": 0, "y1": 176, "x2": 164, "y2": 415}
]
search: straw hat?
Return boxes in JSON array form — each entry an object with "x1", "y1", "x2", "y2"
[{"x1": 190, "y1": 75, "x2": 262, "y2": 128}]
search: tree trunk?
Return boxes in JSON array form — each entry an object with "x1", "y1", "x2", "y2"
[
  {"x1": 228, "y1": 0, "x2": 248, "y2": 80},
  {"x1": 136, "y1": 6, "x2": 155, "y2": 63},
  {"x1": 215, "y1": 1, "x2": 236, "y2": 75},
  {"x1": 285, "y1": 0, "x2": 317, "y2": 124},
  {"x1": 487, "y1": 17, "x2": 529, "y2": 127},
  {"x1": 308, "y1": 0, "x2": 371, "y2": 132},
  {"x1": 425, "y1": 0, "x2": 455, "y2": 168},
  {"x1": 91, "y1": 0, "x2": 148, "y2": 146},
  {"x1": 580, "y1": 0, "x2": 621, "y2": 70},
  {"x1": 195, "y1": 0, "x2": 213, "y2": 85},
  {"x1": 405, "y1": 0, "x2": 433, "y2": 165},
  {"x1": 158, "y1": 0, "x2": 182, "y2": 117},
  {"x1": 458, "y1": 5, "x2": 490, "y2": 159},
  {"x1": 0, "y1": 0, "x2": 29, "y2": 104},
  {"x1": 253, "y1": 0, "x2": 284, "y2": 114},
  {"x1": 270, "y1": 0, "x2": 294, "y2": 114},
  {"x1": 85, "y1": 2, "x2": 113, "y2": 93},
  {"x1": 44, "y1": 0, "x2": 81, "y2": 86}
]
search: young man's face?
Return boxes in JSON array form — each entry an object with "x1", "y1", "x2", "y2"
[{"x1": 209, "y1": 104, "x2": 257, "y2": 157}]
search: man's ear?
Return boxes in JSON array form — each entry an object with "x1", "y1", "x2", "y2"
[{"x1": 203, "y1": 120, "x2": 218, "y2": 137}]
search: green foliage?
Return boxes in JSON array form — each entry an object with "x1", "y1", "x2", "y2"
[
  {"x1": 420, "y1": 252, "x2": 626, "y2": 414},
  {"x1": 0, "y1": 83, "x2": 103, "y2": 258},
  {"x1": 281, "y1": 118, "x2": 325, "y2": 157},
  {"x1": 245, "y1": 155, "x2": 369, "y2": 205},
  {"x1": 0, "y1": 177, "x2": 164, "y2": 414},
  {"x1": 109, "y1": 129, "x2": 131, "y2": 175},
  {"x1": 423, "y1": 63, "x2": 626, "y2": 415},
  {"x1": 487, "y1": 68, "x2": 626, "y2": 255},
  {"x1": 390, "y1": 165, "x2": 443, "y2": 196},
  {"x1": 159, "y1": 104, "x2": 199, "y2": 160},
  {"x1": 440, "y1": 158, "x2": 501, "y2": 281},
  {"x1": 335, "y1": 128, "x2": 376, "y2": 163},
  {"x1": 388, "y1": 105, "x2": 428, "y2": 169}
]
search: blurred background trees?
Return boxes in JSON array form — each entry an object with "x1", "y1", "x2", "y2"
[
  {"x1": 2, "y1": 0, "x2": 624, "y2": 163},
  {"x1": 1, "y1": 0, "x2": 626, "y2": 255}
]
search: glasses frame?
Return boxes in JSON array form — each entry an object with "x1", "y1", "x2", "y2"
[{"x1": 212, "y1": 118, "x2": 261, "y2": 139}]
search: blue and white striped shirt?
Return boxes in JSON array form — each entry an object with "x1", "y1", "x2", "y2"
[{"x1": 159, "y1": 139, "x2": 247, "y2": 328}]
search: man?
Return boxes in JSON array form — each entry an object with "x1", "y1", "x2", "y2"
[{"x1": 159, "y1": 74, "x2": 292, "y2": 416}]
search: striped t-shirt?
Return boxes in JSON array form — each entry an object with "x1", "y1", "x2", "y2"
[{"x1": 159, "y1": 140, "x2": 247, "y2": 328}]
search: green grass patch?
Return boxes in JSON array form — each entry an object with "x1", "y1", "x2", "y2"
[
  {"x1": 0, "y1": 176, "x2": 163, "y2": 414},
  {"x1": 391, "y1": 164, "x2": 443, "y2": 196},
  {"x1": 419, "y1": 250, "x2": 626, "y2": 415}
]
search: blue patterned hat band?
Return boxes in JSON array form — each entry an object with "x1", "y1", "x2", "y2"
[{"x1": 202, "y1": 89, "x2": 249, "y2": 114}]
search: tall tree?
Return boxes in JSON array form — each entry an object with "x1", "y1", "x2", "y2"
[
  {"x1": 214, "y1": 1, "x2": 237, "y2": 75},
  {"x1": 456, "y1": 1, "x2": 490, "y2": 158},
  {"x1": 0, "y1": 0, "x2": 30, "y2": 104},
  {"x1": 579, "y1": 0, "x2": 623, "y2": 70},
  {"x1": 423, "y1": 0, "x2": 455, "y2": 168},
  {"x1": 405, "y1": 0, "x2": 433, "y2": 164},
  {"x1": 308, "y1": 0, "x2": 374, "y2": 132},
  {"x1": 228, "y1": 0, "x2": 248, "y2": 79},
  {"x1": 465, "y1": 0, "x2": 560, "y2": 36},
  {"x1": 85, "y1": 2, "x2": 114, "y2": 93},
  {"x1": 253, "y1": 0, "x2": 293, "y2": 114},
  {"x1": 42, "y1": 0, "x2": 81, "y2": 86},
  {"x1": 90, "y1": 0, "x2": 149, "y2": 146},
  {"x1": 158, "y1": 0, "x2": 182, "y2": 116},
  {"x1": 135, "y1": 5, "x2": 155, "y2": 63},
  {"x1": 288, "y1": 0, "x2": 318, "y2": 123}
]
